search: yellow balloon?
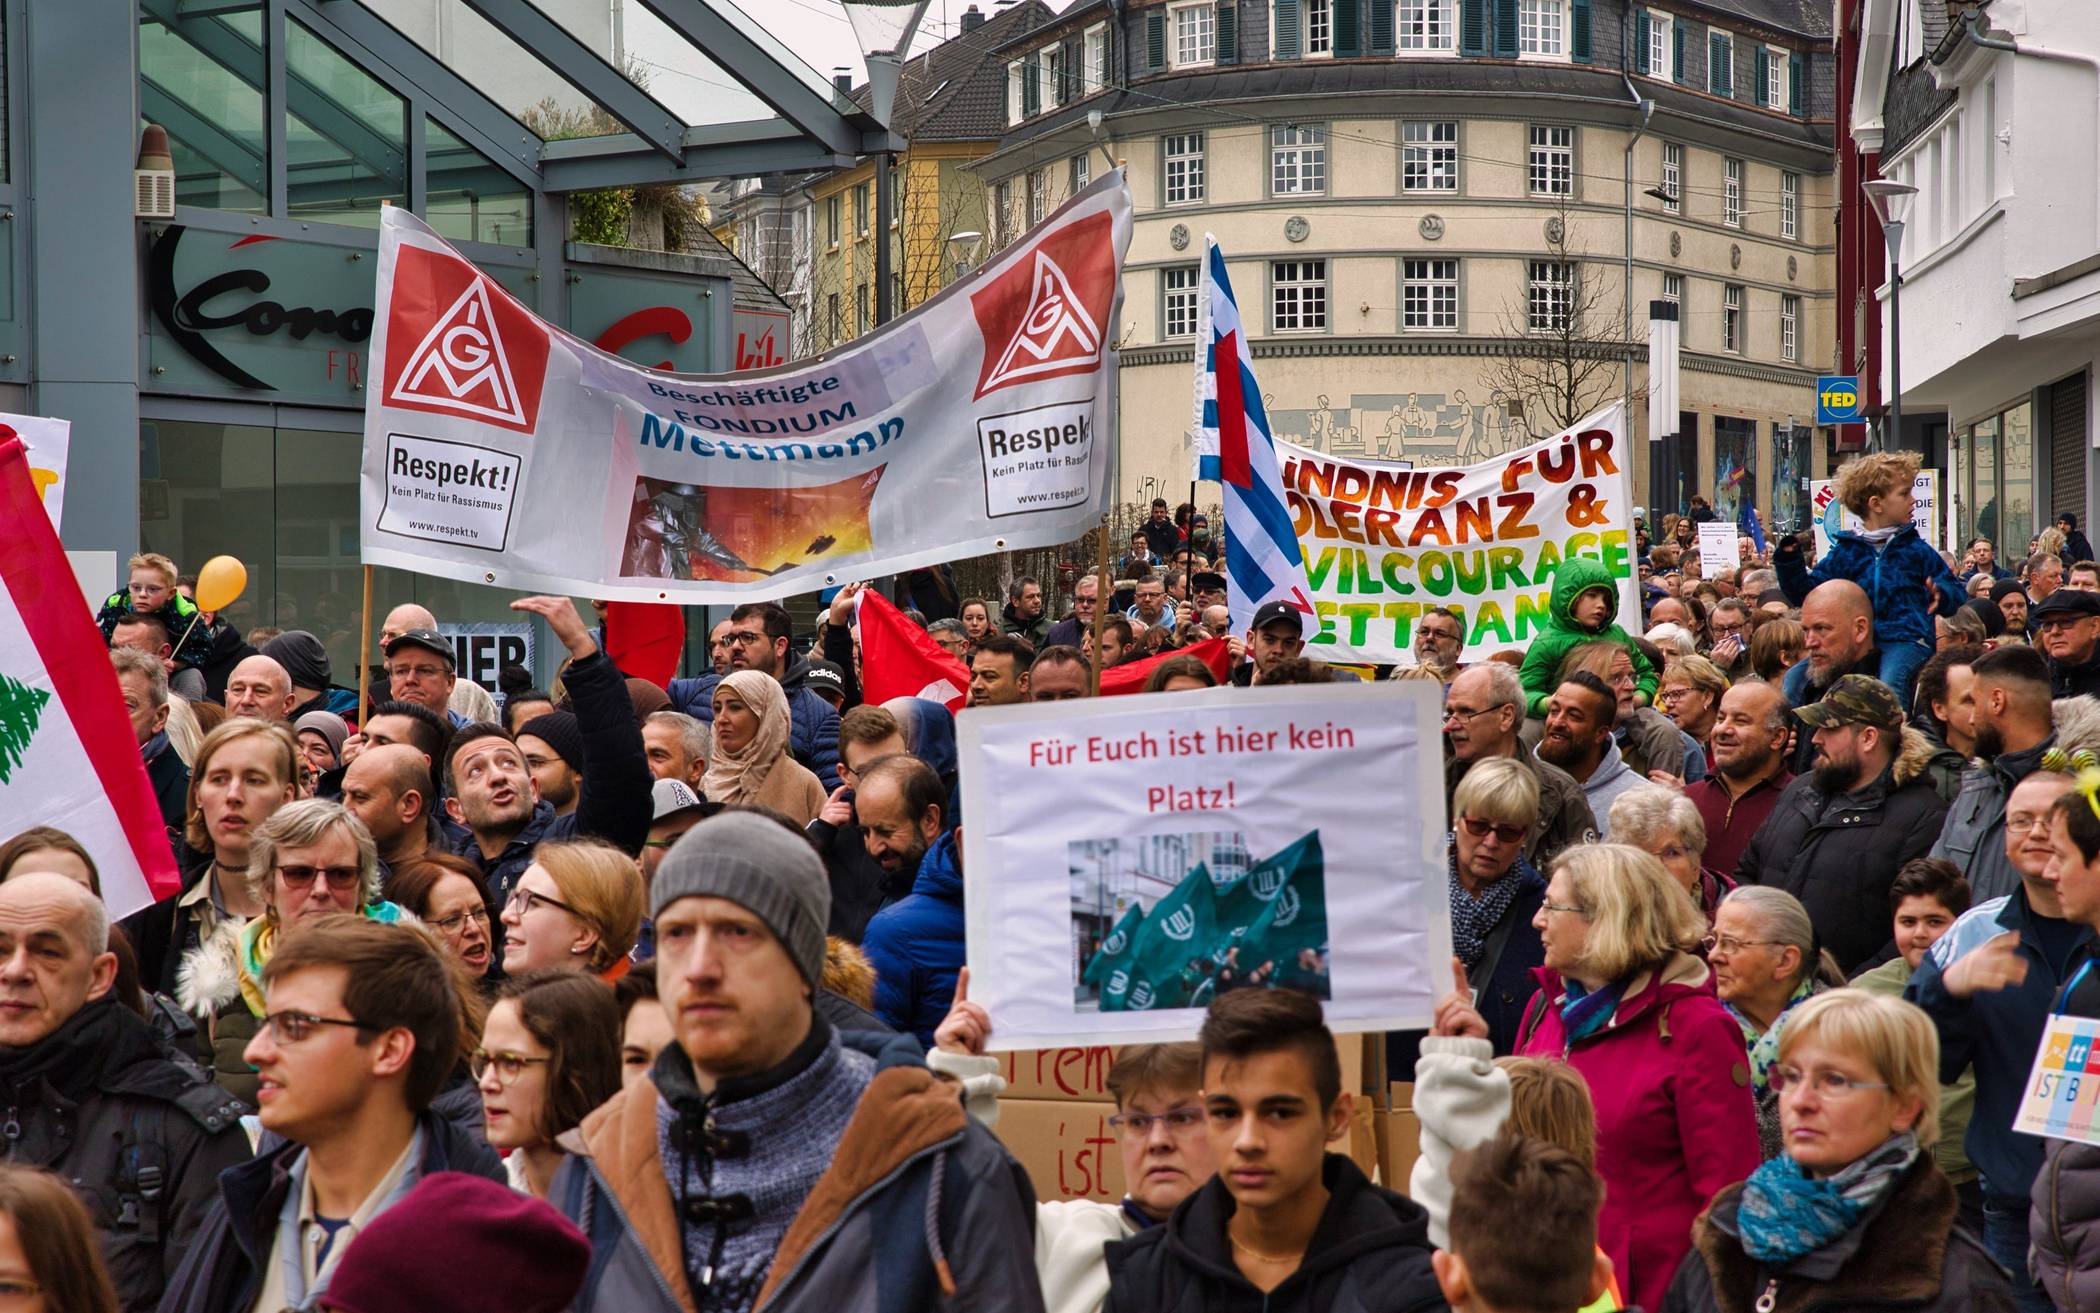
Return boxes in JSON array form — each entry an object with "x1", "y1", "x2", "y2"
[{"x1": 192, "y1": 556, "x2": 247, "y2": 612}]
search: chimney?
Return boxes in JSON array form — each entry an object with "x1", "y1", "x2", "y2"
[
  {"x1": 833, "y1": 66, "x2": 854, "y2": 93},
  {"x1": 960, "y1": 4, "x2": 985, "y2": 31}
]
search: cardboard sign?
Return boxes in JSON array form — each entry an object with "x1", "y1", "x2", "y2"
[
  {"x1": 1696, "y1": 521, "x2": 1741, "y2": 575},
  {"x1": 2015, "y1": 1012, "x2": 2100, "y2": 1146},
  {"x1": 999, "y1": 1037, "x2": 1368, "y2": 1103}
]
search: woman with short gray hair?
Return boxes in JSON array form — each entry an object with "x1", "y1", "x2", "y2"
[
  {"x1": 1708, "y1": 885, "x2": 1846, "y2": 1160},
  {"x1": 1608, "y1": 784, "x2": 1734, "y2": 925}
]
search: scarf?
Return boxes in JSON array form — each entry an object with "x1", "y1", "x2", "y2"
[
  {"x1": 1736, "y1": 1132, "x2": 1919, "y2": 1264},
  {"x1": 237, "y1": 900, "x2": 408, "y2": 1017},
  {"x1": 702, "y1": 670, "x2": 793, "y2": 807},
  {"x1": 1448, "y1": 842, "x2": 1524, "y2": 970},
  {"x1": 1855, "y1": 524, "x2": 1904, "y2": 545},
  {"x1": 0, "y1": 994, "x2": 136, "y2": 1103},
  {"x1": 1559, "y1": 976, "x2": 1628, "y2": 1045},
  {"x1": 1728, "y1": 976, "x2": 1820, "y2": 1096}
]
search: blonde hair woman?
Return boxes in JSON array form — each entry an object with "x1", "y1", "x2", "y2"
[
  {"x1": 1445, "y1": 758, "x2": 1547, "y2": 1054},
  {"x1": 499, "y1": 838, "x2": 644, "y2": 982},
  {"x1": 1437, "y1": 843, "x2": 1758, "y2": 1310},
  {"x1": 1666, "y1": 991, "x2": 2010, "y2": 1312},
  {"x1": 1658, "y1": 654, "x2": 1729, "y2": 744},
  {"x1": 704, "y1": 670, "x2": 826, "y2": 825}
]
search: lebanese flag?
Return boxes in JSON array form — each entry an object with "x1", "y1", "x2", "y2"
[
  {"x1": 1100, "y1": 636, "x2": 1233, "y2": 697},
  {"x1": 0, "y1": 437, "x2": 181, "y2": 917},
  {"x1": 858, "y1": 588, "x2": 969, "y2": 711}
]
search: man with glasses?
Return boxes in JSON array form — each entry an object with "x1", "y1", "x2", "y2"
[
  {"x1": 1705, "y1": 599, "x2": 1754, "y2": 681},
  {"x1": 931, "y1": 981, "x2": 1217, "y2": 1313},
  {"x1": 1127, "y1": 574, "x2": 1172, "y2": 629},
  {"x1": 1442, "y1": 662, "x2": 1597, "y2": 870},
  {"x1": 0, "y1": 873, "x2": 248, "y2": 1311},
  {"x1": 1930, "y1": 646, "x2": 2058, "y2": 904},
  {"x1": 1412, "y1": 607, "x2": 1464, "y2": 680},
  {"x1": 382, "y1": 628, "x2": 462, "y2": 726},
  {"x1": 163, "y1": 916, "x2": 505, "y2": 1313},
  {"x1": 2034, "y1": 588, "x2": 2100, "y2": 700},
  {"x1": 1045, "y1": 573, "x2": 1102, "y2": 651}
]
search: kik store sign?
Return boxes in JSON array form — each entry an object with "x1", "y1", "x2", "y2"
[{"x1": 145, "y1": 225, "x2": 733, "y2": 406}]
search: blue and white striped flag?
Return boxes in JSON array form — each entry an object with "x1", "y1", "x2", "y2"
[{"x1": 1191, "y1": 237, "x2": 1315, "y2": 638}]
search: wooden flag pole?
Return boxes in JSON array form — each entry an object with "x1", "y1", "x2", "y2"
[
  {"x1": 1090, "y1": 519, "x2": 1110, "y2": 696},
  {"x1": 356, "y1": 565, "x2": 373, "y2": 725}
]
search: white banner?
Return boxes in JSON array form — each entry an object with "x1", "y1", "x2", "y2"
[
  {"x1": 1811, "y1": 469, "x2": 1939, "y2": 556},
  {"x1": 6, "y1": 413, "x2": 70, "y2": 534},
  {"x1": 959, "y1": 682, "x2": 1451, "y2": 1049},
  {"x1": 361, "y1": 173, "x2": 1133, "y2": 600},
  {"x1": 1279, "y1": 403, "x2": 1638, "y2": 666}
]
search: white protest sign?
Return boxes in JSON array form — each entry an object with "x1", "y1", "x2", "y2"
[
  {"x1": 437, "y1": 622, "x2": 534, "y2": 689},
  {"x1": 958, "y1": 682, "x2": 1451, "y2": 1049},
  {"x1": 2, "y1": 413, "x2": 70, "y2": 534},
  {"x1": 1811, "y1": 469, "x2": 1939, "y2": 557},
  {"x1": 2014, "y1": 1012, "x2": 2100, "y2": 1146},
  {"x1": 1697, "y1": 521, "x2": 1740, "y2": 575},
  {"x1": 362, "y1": 173, "x2": 1132, "y2": 601}
]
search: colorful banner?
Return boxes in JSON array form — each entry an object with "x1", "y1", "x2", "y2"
[
  {"x1": 0, "y1": 438, "x2": 181, "y2": 919},
  {"x1": 958, "y1": 682, "x2": 1450, "y2": 1048},
  {"x1": 2015, "y1": 1012, "x2": 2100, "y2": 1146},
  {"x1": 361, "y1": 173, "x2": 1132, "y2": 601},
  {"x1": 1279, "y1": 403, "x2": 1637, "y2": 666}
]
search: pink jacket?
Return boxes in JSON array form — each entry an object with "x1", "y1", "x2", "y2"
[{"x1": 1516, "y1": 952, "x2": 1759, "y2": 1313}]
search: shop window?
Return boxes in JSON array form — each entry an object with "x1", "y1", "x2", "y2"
[
  {"x1": 1713, "y1": 416, "x2": 1755, "y2": 524},
  {"x1": 138, "y1": 5, "x2": 268, "y2": 214},
  {"x1": 425, "y1": 119, "x2": 532, "y2": 246}
]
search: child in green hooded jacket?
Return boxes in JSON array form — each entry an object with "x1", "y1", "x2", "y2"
[{"x1": 1516, "y1": 557, "x2": 1658, "y2": 718}]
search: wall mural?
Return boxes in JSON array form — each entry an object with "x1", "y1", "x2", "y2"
[{"x1": 1263, "y1": 390, "x2": 1537, "y2": 465}]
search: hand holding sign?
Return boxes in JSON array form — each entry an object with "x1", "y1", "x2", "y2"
[
  {"x1": 1430, "y1": 957, "x2": 1490, "y2": 1040},
  {"x1": 935, "y1": 967, "x2": 994, "y2": 1056}
]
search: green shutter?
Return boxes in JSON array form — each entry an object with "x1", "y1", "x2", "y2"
[
  {"x1": 1710, "y1": 32, "x2": 1730, "y2": 95},
  {"x1": 1754, "y1": 47, "x2": 1769, "y2": 104},
  {"x1": 1217, "y1": 0, "x2": 1238, "y2": 62},
  {"x1": 1370, "y1": 0, "x2": 1394, "y2": 55},
  {"x1": 1335, "y1": 0, "x2": 1361, "y2": 56},
  {"x1": 1494, "y1": 0, "x2": 1517, "y2": 58},
  {"x1": 1789, "y1": 53, "x2": 1805, "y2": 115},
  {"x1": 1634, "y1": 8, "x2": 1648, "y2": 72},
  {"x1": 1275, "y1": 0, "x2": 1301, "y2": 58},
  {"x1": 1571, "y1": 0, "x2": 1591, "y2": 61},
  {"x1": 1023, "y1": 54, "x2": 1040, "y2": 113},
  {"x1": 1460, "y1": 0, "x2": 1487, "y2": 54},
  {"x1": 1673, "y1": 18, "x2": 1687, "y2": 83},
  {"x1": 1147, "y1": 8, "x2": 1166, "y2": 68}
]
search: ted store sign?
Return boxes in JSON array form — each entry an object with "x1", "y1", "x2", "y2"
[{"x1": 146, "y1": 225, "x2": 771, "y2": 403}]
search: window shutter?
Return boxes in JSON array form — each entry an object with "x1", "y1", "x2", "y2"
[
  {"x1": 1710, "y1": 32, "x2": 1729, "y2": 94},
  {"x1": 1023, "y1": 54, "x2": 1040, "y2": 113},
  {"x1": 1147, "y1": 9, "x2": 1166, "y2": 68},
  {"x1": 1460, "y1": 0, "x2": 1487, "y2": 55},
  {"x1": 1336, "y1": 0, "x2": 1361, "y2": 56},
  {"x1": 1754, "y1": 47, "x2": 1768, "y2": 104},
  {"x1": 1494, "y1": 0, "x2": 1518, "y2": 58},
  {"x1": 1275, "y1": 0, "x2": 1301, "y2": 58},
  {"x1": 1217, "y1": 0, "x2": 1238, "y2": 62},
  {"x1": 1789, "y1": 53, "x2": 1805, "y2": 115},
  {"x1": 1370, "y1": 0, "x2": 1394, "y2": 54},
  {"x1": 1673, "y1": 18, "x2": 1687, "y2": 82},
  {"x1": 1634, "y1": 9, "x2": 1648, "y2": 72},
  {"x1": 1571, "y1": 0, "x2": 1591, "y2": 61}
]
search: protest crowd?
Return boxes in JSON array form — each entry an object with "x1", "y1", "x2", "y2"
[{"x1": 23, "y1": 444, "x2": 2100, "y2": 1313}]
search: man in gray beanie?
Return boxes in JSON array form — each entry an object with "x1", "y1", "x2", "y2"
[{"x1": 552, "y1": 811, "x2": 1044, "y2": 1313}]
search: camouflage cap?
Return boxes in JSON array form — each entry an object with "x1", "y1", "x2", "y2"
[{"x1": 1795, "y1": 674, "x2": 1905, "y2": 734}]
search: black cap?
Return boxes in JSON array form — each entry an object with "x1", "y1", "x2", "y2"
[
  {"x1": 2033, "y1": 589, "x2": 2100, "y2": 621},
  {"x1": 1250, "y1": 600, "x2": 1307, "y2": 634},
  {"x1": 802, "y1": 660, "x2": 846, "y2": 700},
  {"x1": 1191, "y1": 571, "x2": 1227, "y2": 594},
  {"x1": 382, "y1": 627, "x2": 454, "y2": 667}
]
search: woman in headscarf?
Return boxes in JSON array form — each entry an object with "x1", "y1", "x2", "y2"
[
  {"x1": 704, "y1": 669, "x2": 826, "y2": 824},
  {"x1": 883, "y1": 695, "x2": 961, "y2": 823}
]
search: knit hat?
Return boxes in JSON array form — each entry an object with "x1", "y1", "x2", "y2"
[
  {"x1": 1960, "y1": 597, "x2": 2007, "y2": 639},
  {"x1": 1992, "y1": 579, "x2": 2031, "y2": 606},
  {"x1": 322, "y1": 1172, "x2": 589, "y2": 1313},
  {"x1": 625, "y1": 677, "x2": 672, "y2": 719},
  {"x1": 652, "y1": 811, "x2": 830, "y2": 985},
  {"x1": 262, "y1": 630, "x2": 332, "y2": 692},
  {"x1": 293, "y1": 711, "x2": 350, "y2": 762},
  {"x1": 518, "y1": 711, "x2": 584, "y2": 773}
]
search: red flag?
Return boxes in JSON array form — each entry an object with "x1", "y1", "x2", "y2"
[
  {"x1": 602, "y1": 601, "x2": 684, "y2": 688},
  {"x1": 0, "y1": 436, "x2": 181, "y2": 914},
  {"x1": 1100, "y1": 636, "x2": 1233, "y2": 697},
  {"x1": 859, "y1": 589, "x2": 970, "y2": 711}
]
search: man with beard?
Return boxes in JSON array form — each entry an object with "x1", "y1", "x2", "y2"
[
  {"x1": 1736, "y1": 675, "x2": 1950, "y2": 972},
  {"x1": 2033, "y1": 588, "x2": 2100, "y2": 699},
  {"x1": 1535, "y1": 673, "x2": 1640, "y2": 837},
  {"x1": 1044, "y1": 573, "x2": 1100, "y2": 651},
  {"x1": 1413, "y1": 608, "x2": 1464, "y2": 679},
  {"x1": 858, "y1": 755, "x2": 962, "y2": 1046},
  {"x1": 516, "y1": 711, "x2": 584, "y2": 818},
  {"x1": 1685, "y1": 681, "x2": 1794, "y2": 880},
  {"x1": 1003, "y1": 575, "x2": 1052, "y2": 648},
  {"x1": 1930, "y1": 646, "x2": 2057, "y2": 904},
  {"x1": 1442, "y1": 663, "x2": 1596, "y2": 869},
  {"x1": 1992, "y1": 579, "x2": 2032, "y2": 636},
  {"x1": 1783, "y1": 581, "x2": 1882, "y2": 774}
]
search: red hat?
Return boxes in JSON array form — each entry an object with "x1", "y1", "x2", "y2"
[{"x1": 322, "y1": 1172, "x2": 590, "y2": 1313}]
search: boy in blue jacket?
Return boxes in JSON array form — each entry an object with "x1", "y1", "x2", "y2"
[{"x1": 1775, "y1": 450, "x2": 1962, "y2": 708}]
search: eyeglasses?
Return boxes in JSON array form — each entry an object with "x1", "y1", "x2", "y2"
[
  {"x1": 1540, "y1": 901, "x2": 1588, "y2": 917},
  {"x1": 1418, "y1": 628, "x2": 1461, "y2": 645},
  {"x1": 1460, "y1": 815, "x2": 1527, "y2": 845},
  {"x1": 1701, "y1": 933, "x2": 1780, "y2": 955},
  {"x1": 724, "y1": 630, "x2": 771, "y2": 647},
  {"x1": 1443, "y1": 706, "x2": 1504, "y2": 726},
  {"x1": 127, "y1": 582, "x2": 169, "y2": 595},
  {"x1": 511, "y1": 887, "x2": 578, "y2": 918},
  {"x1": 470, "y1": 1049, "x2": 551, "y2": 1086},
  {"x1": 1106, "y1": 1105, "x2": 1204, "y2": 1136},
  {"x1": 2008, "y1": 814, "x2": 2051, "y2": 835},
  {"x1": 1770, "y1": 1065, "x2": 1890, "y2": 1098},
  {"x1": 428, "y1": 906, "x2": 491, "y2": 935},
  {"x1": 261, "y1": 1010, "x2": 379, "y2": 1043},
  {"x1": 276, "y1": 865, "x2": 363, "y2": 892}
]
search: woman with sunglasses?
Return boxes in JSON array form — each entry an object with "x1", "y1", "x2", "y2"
[
  {"x1": 1663, "y1": 990, "x2": 2012, "y2": 1312},
  {"x1": 476, "y1": 973, "x2": 621, "y2": 1199},
  {"x1": 499, "y1": 839, "x2": 644, "y2": 983},
  {"x1": 1444, "y1": 758, "x2": 1548, "y2": 1055},
  {"x1": 177, "y1": 799, "x2": 406, "y2": 1104},
  {"x1": 387, "y1": 852, "x2": 498, "y2": 988}
]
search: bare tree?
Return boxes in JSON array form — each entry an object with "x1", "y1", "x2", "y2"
[
  {"x1": 520, "y1": 61, "x2": 705, "y2": 252},
  {"x1": 1482, "y1": 201, "x2": 1628, "y2": 438}
]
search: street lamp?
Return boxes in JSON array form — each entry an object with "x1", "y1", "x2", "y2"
[
  {"x1": 842, "y1": 0, "x2": 933, "y2": 326},
  {"x1": 1862, "y1": 178, "x2": 1918, "y2": 453},
  {"x1": 947, "y1": 229, "x2": 984, "y2": 284}
]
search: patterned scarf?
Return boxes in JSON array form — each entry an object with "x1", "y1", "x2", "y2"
[
  {"x1": 1448, "y1": 841, "x2": 1525, "y2": 971},
  {"x1": 1559, "y1": 976, "x2": 1628, "y2": 1045},
  {"x1": 1727, "y1": 976, "x2": 1819, "y2": 1096},
  {"x1": 1737, "y1": 1132, "x2": 1918, "y2": 1264}
]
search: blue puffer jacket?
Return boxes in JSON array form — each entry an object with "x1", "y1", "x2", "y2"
[
  {"x1": 1776, "y1": 523, "x2": 1962, "y2": 646},
  {"x1": 863, "y1": 830, "x2": 964, "y2": 1046},
  {"x1": 667, "y1": 657, "x2": 842, "y2": 792}
]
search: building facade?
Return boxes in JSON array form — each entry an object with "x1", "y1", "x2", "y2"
[{"x1": 977, "y1": 0, "x2": 1840, "y2": 529}]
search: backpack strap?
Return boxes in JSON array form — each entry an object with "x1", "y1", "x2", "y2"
[
  {"x1": 1515, "y1": 989, "x2": 1549, "y2": 1051},
  {"x1": 113, "y1": 1103, "x2": 171, "y2": 1246}
]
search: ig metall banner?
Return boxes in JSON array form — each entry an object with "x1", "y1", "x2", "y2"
[
  {"x1": 360, "y1": 172, "x2": 1132, "y2": 600},
  {"x1": 1281, "y1": 402, "x2": 1639, "y2": 666}
]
